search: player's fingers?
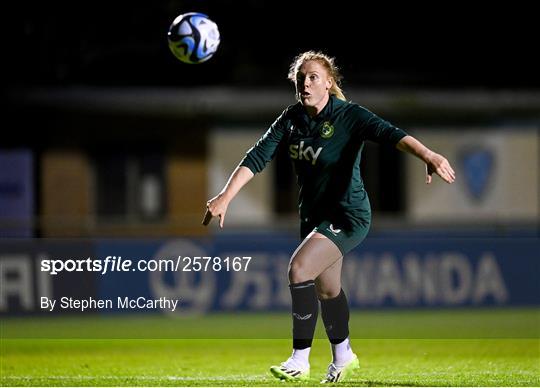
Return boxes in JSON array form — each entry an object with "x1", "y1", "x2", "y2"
[
  {"x1": 448, "y1": 170, "x2": 456, "y2": 182},
  {"x1": 219, "y1": 213, "x2": 225, "y2": 228},
  {"x1": 445, "y1": 166, "x2": 456, "y2": 182},
  {"x1": 439, "y1": 170, "x2": 452, "y2": 183},
  {"x1": 442, "y1": 169, "x2": 454, "y2": 184},
  {"x1": 442, "y1": 161, "x2": 456, "y2": 179},
  {"x1": 426, "y1": 172, "x2": 432, "y2": 184},
  {"x1": 449, "y1": 167, "x2": 456, "y2": 180},
  {"x1": 435, "y1": 167, "x2": 450, "y2": 182}
]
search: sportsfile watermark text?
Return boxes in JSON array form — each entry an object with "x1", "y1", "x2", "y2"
[{"x1": 41, "y1": 256, "x2": 252, "y2": 275}]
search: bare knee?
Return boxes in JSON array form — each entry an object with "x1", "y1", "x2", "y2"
[
  {"x1": 316, "y1": 285, "x2": 341, "y2": 300},
  {"x1": 288, "y1": 261, "x2": 314, "y2": 284}
]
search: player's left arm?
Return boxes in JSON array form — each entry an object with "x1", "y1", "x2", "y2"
[{"x1": 396, "y1": 135, "x2": 456, "y2": 184}]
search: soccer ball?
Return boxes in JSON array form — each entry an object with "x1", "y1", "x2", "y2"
[{"x1": 167, "y1": 12, "x2": 220, "y2": 64}]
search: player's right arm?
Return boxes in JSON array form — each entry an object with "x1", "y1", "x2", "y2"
[
  {"x1": 204, "y1": 107, "x2": 292, "y2": 227},
  {"x1": 205, "y1": 166, "x2": 254, "y2": 228}
]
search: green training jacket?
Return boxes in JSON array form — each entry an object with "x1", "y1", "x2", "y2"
[{"x1": 240, "y1": 95, "x2": 407, "y2": 230}]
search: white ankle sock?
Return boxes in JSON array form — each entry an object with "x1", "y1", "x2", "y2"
[
  {"x1": 331, "y1": 338, "x2": 354, "y2": 366},
  {"x1": 291, "y1": 347, "x2": 311, "y2": 368}
]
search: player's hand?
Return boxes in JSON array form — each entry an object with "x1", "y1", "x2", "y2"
[
  {"x1": 203, "y1": 194, "x2": 229, "y2": 228},
  {"x1": 425, "y1": 152, "x2": 456, "y2": 184}
]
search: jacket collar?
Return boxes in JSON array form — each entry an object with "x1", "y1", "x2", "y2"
[{"x1": 296, "y1": 94, "x2": 340, "y2": 125}]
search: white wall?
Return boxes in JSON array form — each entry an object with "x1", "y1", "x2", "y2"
[
  {"x1": 209, "y1": 128, "x2": 274, "y2": 226},
  {"x1": 406, "y1": 128, "x2": 539, "y2": 223}
]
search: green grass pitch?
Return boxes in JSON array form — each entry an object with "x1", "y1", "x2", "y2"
[{"x1": 1, "y1": 308, "x2": 539, "y2": 386}]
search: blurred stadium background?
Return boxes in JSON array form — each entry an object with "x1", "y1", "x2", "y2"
[{"x1": 1, "y1": 1, "x2": 539, "y2": 386}]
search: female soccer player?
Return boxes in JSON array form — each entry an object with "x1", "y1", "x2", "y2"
[{"x1": 204, "y1": 51, "x2": 455, "y2": 383}]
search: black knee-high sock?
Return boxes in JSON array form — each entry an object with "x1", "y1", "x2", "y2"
[
  {"x1": 290, "y1": 280, "x2": 319, "y2": 349},
  {"x1": 320, "y1": 289, "x2": 350, "y2": 344}
]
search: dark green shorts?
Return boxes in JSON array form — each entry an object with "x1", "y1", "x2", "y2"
[{"x1": 300, "y1": 218, "x2": 371, "y2": 256}]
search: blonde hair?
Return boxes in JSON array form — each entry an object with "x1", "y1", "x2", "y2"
[{"x1": 287, "y1": 51, "x2": 346, "y2": 101}]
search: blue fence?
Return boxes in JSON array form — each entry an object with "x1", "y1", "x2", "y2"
[{"x1": 0, "y1": 234, "x2": 538, "y2": 314}]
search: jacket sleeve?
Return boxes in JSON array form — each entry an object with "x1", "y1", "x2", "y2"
[
  {"x1": 238, "y1": 110, "x2": 289, "y2": 174},
  {"x1": 354, "y1": 105, "x2": 408, "y2": 146}
]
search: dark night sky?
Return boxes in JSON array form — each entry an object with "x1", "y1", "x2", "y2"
[{"x1": 6, "y1": 1, "x2": 539, "y2": 89}]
